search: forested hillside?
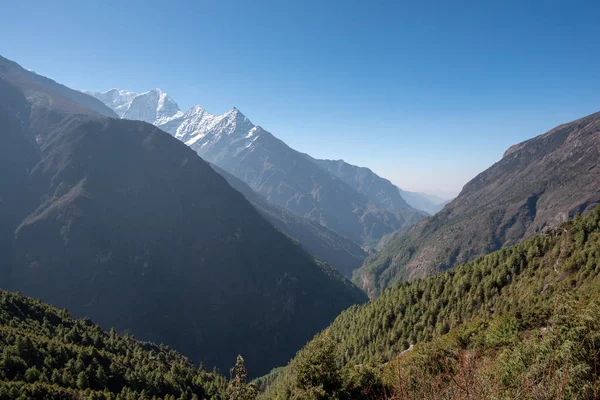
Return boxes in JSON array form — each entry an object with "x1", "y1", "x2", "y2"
[
  {"x1": 261, "y1": 205, "x2": 600, "y2": 399},
  {"x1": 0, "y1": 290, "x2": 229, "y2": 399}
]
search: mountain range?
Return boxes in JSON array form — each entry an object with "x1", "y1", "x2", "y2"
[
  {"x1": 356, "y1": 110, "x2": 600, "y2": 296},
  {"x1": 86, "y1": 87, "x2": 600, "y2": 300},
  {"x1": 2, "y1": 51, "x2": 600, "y2": 400},
  {"x1": 0, "y1": 55, "x2": 366, "y2": 376},
  {"x1": 86, "y1": 89, "x2": 430, "y2": 248}
]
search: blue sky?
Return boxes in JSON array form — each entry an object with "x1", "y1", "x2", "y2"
[{"x1": 2, "y1": 0, "x2": 599, "y2": 197}]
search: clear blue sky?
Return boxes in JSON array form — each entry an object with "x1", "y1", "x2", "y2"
[{"x1": 2, "y1": 0, "x2": 599, "y2": 197}]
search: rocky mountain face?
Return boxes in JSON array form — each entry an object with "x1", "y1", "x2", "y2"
[
  {"x1": 88, "y1": 89, "x2": 426, "y2": 248},
  {"x1": 0, "y1": 55, "x2": 367, "y2": 376},
  {"x1": 356, "y1": 110, "x2": 600, "y2": 297},
  {"x1": 210, "y1": 164, "x2": 367, "y2": 277}
]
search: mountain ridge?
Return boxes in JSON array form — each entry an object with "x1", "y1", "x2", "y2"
[
  {"x1": 356, "y1": 109, "x2": 600, "y2": 296},
  {"x1": 0, "y1": 288, "x2": 229, "y2": 399}
]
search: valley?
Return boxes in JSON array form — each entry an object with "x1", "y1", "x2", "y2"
[{"x1": 1, "y1": 4, "x2": 599, "y2": 398}]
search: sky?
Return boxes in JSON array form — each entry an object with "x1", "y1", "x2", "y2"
[{"x1": 1, "y1": 0, "x2": 599, "y2": 198}]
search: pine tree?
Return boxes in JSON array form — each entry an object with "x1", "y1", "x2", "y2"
[
  {"x1": 24, "y1": 366, "x2": 41, "y2": 383},
  {"x1": 77, "y1": 371, "x2": 89, "y2": 389},
  {"x1": 290, "y1": 333, "x2": 342, "y2": 399},
  {"x1": 95, "y1": 365, "x2": 107, "y2": 387},
  {"x1": 226, "y1": 355, "x2": 258, "y2": 400}
]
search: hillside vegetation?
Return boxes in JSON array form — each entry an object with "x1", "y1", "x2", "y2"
[
  {"x1": 261, "y1": 205, "x2": 600, "y2": 399},
  {"x1": 0, "y1": 290, "x2": 229, "y2": 399}
]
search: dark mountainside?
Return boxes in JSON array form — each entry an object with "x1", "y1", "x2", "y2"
[
  {"x1": 211, "y1": 164, "x2": 367, "y2": 277},
  {"x1": 357, "y1": 111, "x2": 600, "y2": 296},
  {"x1": 0, "y1": 56, "x2": 116, "y2": 119},
  {"x1": 0, "y1": 55, "x2": 366, "y2": 376}
]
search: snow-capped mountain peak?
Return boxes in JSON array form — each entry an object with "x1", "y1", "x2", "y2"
[
  {"x1": 188, "y1": 104, "x2": 206, "y2": 114},
  {"x1": 222, "y1": 107, "x2": 251, "y2": 130},
  {"x1": 87, "y1": 88, "x2": 262, "y2": 155},
  {"x1": 123, "y1": 88, "x2": 182, "y2": 125},
  {"x1": 83, "y1": 88, "x2": 138, "y2": 117},
  {"x1": 84, "y1": 87, "x2": 182, "y2": 127}
]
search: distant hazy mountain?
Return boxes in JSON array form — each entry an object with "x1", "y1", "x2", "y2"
[
  {"x1": 310, "y1": 157, "x2": 427, "y2": 222},
  {"x1": 0, "y1": 55, "x2": 366, "y2": 376},
  {"x1": 356, "y1": 110, "x2": 600, "y2": 296},
  {"x1": 89, "y1": 89, "x2": 426, "y2": 247},
  {"x1": 210, "y1": 164, "x2": 367, "y2": 277},
  {"x1": 310, "y1": 158, "x2": 413, "y2": 211},
  {"x1": 397, "y1": 188, "x2": 452, "y2": 215}
]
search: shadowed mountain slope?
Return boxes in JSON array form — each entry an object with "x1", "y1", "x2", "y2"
[
  {"x1": 0, "y1": 55, "x2": 366, "y2": 376},
  {"x1": 211, "y1": 164, "x2": 367, "y2": 277}
]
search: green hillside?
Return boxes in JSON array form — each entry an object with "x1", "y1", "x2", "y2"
[
  {"x1": 261, "y1": 205, "x2": 600, "y2": 399},
  {"x1": 0, "y1": 290, "x2": 230, "y2": 399}
]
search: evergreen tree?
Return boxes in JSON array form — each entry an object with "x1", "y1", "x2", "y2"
[
  {"x1": 290, "y1": 334, "x2": 342, "y2": 400},
  {"x1": 226, "y1": 355, "x2": 258, "y2": 400},
  {"x1": 95, "y1": 365, "x2": 107, "y2": 387},
  {"x1": 24, "y1": 367, "x2": 41, "y2": 383},
  {"x1": 77, "y1": 371, "x2": 90, "y2": 390}
]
